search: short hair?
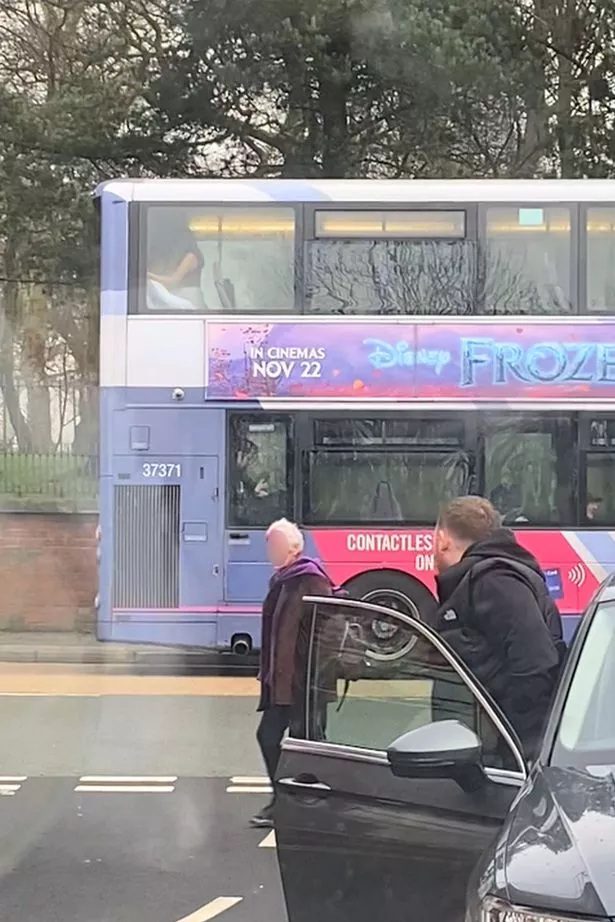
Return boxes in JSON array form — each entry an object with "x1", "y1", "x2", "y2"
[
  {"x1": 437, "y1": 496, "x2": 501, "y2": 545},
  {"x1": 266, "y1": 517, "x2": 304, "y2": 552}
]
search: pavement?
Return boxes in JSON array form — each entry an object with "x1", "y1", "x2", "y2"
[
  {"x1": 0, "y1": 664, "x2": 286, "y2": 922},
  {"x1": 0, "y1": 632, "x2": 225, "y2": 666}
]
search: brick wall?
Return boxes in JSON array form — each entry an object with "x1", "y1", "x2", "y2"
[{"x1": 0, "y1": 513, "x2": 97, "y2": 631}]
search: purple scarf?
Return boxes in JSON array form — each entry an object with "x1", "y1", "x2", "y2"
[
  {"x1": 264, "y1": 556, "x2": 333, "y2": 687},
  {"x1": 269, "y1": 556, "x2": 332, "y2": 589}
]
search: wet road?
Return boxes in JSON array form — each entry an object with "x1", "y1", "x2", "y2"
[{"x1": 0, "y1": 666, "x2": 285, "y2": 922}]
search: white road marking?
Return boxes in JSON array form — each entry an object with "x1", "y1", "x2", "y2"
[
  {"x1": 230, "y1": 776, "x2": 269, "y2": 785},
  {"x1": 226, "y1": 785, "x2": 273, "y2": 794},
  {"x1": 74, "y1": 785, "x2": 176, "y2": 793},
  {"x1": 258, "y1": 830, "x2": 276, "y2": 848},
  {"x1": 0, "y1": 777, "x2": 26, "y2": 782},
  {"x1": 0, "y1": 785, "x2": 20, "y2": 796},
  {"x1": 79, "y1": 775, "x2": 178, "y2": 783},
  {"x1": 175, "y1": 896, "x2": 243, "y2": 922}
]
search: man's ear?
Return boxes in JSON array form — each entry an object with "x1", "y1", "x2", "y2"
[{"x1": 436, "y1": 527, "x2": 449, "y2": 550}]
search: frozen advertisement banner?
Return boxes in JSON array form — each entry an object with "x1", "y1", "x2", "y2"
[{"x1": 205, "y1": 320, "x2": 615, "y2": 400}]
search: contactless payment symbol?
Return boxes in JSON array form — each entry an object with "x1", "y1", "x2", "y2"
[
  {"x1": 567, "y1": 564, "x2": 586, "y2": 588},
  {"x1": 544, "y1": 568, "x2": 564, "y2": 600}
]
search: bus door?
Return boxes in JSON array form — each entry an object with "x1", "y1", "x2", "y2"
[
  {"x1": 224, "y1": 414, "x2": 294, "y2": 610},
  {"x1": 178, "y1": 455, "x2": 223, "y2": 609}
]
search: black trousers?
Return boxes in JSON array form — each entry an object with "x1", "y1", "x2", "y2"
[
  {"x1": 256, "y1": 703, "x2": 326, "y2": 786},
  {"x1": 256, "y1": 705, "x2": 293, "y2": 786}
]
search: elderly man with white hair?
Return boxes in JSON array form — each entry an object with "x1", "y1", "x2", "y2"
[{"x1": 251, "y1": 517, "x2": 334, "y2": 829}]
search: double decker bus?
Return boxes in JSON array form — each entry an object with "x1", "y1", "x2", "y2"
[{"x1": 96, "y1": 178, "x2": 615, "y2": 651}]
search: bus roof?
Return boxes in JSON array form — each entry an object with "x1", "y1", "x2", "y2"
[{"x1": 94, "y1": 177, "x2": 615, "y2": 205}]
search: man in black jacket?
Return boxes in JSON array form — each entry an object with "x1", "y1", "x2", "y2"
[{"x1": 433, "y1": 496, "x2": 564, "y2": 757}]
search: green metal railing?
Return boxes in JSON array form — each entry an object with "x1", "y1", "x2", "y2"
[{"x1": 0, "y1": 451, "x2": 98, "y2": 511}]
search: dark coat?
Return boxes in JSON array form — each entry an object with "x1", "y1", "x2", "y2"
[
  {"x1": 433, "y1": 528, "x2": 564, "y2": 754},
  {"x1": 258, "y1": 557, "x2": 333, "y2": 711}
]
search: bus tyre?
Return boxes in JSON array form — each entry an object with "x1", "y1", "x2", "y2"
[
  {"x1": 345, "y1": 571, "x2": 436, "y2": 623},
  {"x1": 345, "y1": 572, "x2": 437, "y2": 661}
]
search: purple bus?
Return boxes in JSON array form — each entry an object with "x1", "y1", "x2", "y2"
[{"x1": 96, "y1": 178, "x2": 615, "y2": 651}]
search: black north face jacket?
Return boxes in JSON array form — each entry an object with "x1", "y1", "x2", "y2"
[{"x1": 433, "y1": 529, "x2": 564, "y2": 754}]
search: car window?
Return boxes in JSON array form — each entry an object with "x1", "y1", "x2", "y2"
[
  {"x1": 552, "y1": 599, "x2": 615, "y2": 769},
  {"x1": 304, "y1": 598, "x2": 524, "y2": 774}
]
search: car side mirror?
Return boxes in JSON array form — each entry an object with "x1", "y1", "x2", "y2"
[{"x1": 387, "y1": 720, "x2": 485, "y2": 792}]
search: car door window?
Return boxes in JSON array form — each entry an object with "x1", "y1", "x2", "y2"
[
  {"x1": 305, "y1": 597, "x2": 525, "y2": 775},
  {"x1": 552, "y1": 599, "x2": 615, "y2": 767}
]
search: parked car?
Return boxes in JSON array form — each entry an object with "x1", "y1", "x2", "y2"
[{"x1": 274, "y1": 578, "x2": 615, "y2": 922}]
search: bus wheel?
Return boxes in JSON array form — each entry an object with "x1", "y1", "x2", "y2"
[
  {"x1": 345, "y1": 572, "x2": 437, "y2": 662},
  {"x1": 346, "y1": 571, "x2": 436, "y2": 620}
]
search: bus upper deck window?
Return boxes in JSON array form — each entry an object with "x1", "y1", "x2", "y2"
[
  {"x1": 314, "y1": 210, "x2": 466, "y2": 238},
  {"x1": 586, "y1": 207, "x2": 615, "y2": 313},
  {"x1": 141, "y1": 205, "x2": 295, "y2": 313},
  {"x1": 484, "y1": 206, "x2": 573, "y2": 314},
  {"x1": 307, "y1": 208, "x2": 475, "y2": 316}
]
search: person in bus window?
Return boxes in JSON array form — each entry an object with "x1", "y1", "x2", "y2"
[
  {"x1": 586, "y1": 495, "x2": 603, "y2": 522},
  {"x1": 489, "y1": 483, "x2": 527, "y2": 524},
  {"x1": 251, "y1": 518, "x2": 334, "y2": 829},
  {"x1": 232, "y1": 438, "x2": 286, "y2": 526},
  {"x1": 235, "y1": 438, "x2": 269, "y2": 494},
  {"x1": 147, "y1": 215, "x2": 206, "y2": 310},
  {"x1": 371, "y1": 480, "x2": 403, "y2": 520}
]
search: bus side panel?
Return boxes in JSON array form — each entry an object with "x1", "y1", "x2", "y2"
[
  {"x1": 221, "y1": 530, "x2": 332, "y2": 650},
  {"x1": 97, "y1": 385, "x2": 118, "y2": 641},
  {"x1": 100, "y1": 401, "x2": 246, "y2": 649},
  {"x1": 219, "y1": 524, "x2": 611, "y2": 649},
  {"x1": 97, "y1": 189, "x2": 129, "y2": 641},
  {"x1": 225, "y1": 530, "x2": 270, "y2": 603},
  {"x1": 308, "y1": 527, "x2": 611, "y2": 643}
]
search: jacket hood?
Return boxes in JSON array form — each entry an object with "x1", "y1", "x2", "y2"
[
  {"x1": 436, "y1": 528, "x2": 545, "y2": 602},
  {"x1": 462, "y1": 528, "x2": 544, "y2": 575}
]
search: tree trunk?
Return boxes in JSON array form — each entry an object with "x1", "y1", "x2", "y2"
[
  {"x1": 517, "y1": 0, "x2": 552, "y2": 176},
  {"x1": 0, "y1": 260, "x2": 34, "y2": 451},
  {"x1": 553, "y1": 0, "x2": 577, "y2": 178},
  {"x1": 24, "y1": 382, "x2": 52, "y2": 451},
  {"x1": 318, "y1": 37, "x2": 351, "y2": 177}
]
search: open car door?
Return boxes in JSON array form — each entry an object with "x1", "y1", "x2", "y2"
[{"x1": 274, "y1": 595, "x2": 529, "y2": 922}]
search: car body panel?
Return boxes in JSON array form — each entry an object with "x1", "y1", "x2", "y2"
[
  {"x1": 501, "y1": 765, "x2": 614, "y2": 917},
  {"x1": 276, "y1": 739, "x2": 522, "y2": 922},
  {"x1": 274, "y1": 581, "x2": 615, "y2": 921},
  {"x1": 274, "y1": 596, "x2": 528, "y2": 922}
]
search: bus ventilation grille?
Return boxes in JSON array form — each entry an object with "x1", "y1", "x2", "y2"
[{"x1": 113, "y1": 484, "x2": 180, "y2": 609}]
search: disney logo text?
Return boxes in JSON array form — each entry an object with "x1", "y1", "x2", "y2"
[{"x1": 364, "y1": 339, "x2": 451, "y2": 374}]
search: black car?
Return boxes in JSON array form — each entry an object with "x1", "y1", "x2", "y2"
[{"x1": 273, "y1": 579, "x2": 615, "y2": 922}]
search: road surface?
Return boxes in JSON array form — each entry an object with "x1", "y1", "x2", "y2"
[{"x1": 0, "y1": 665, "x2": 285, "y2": 922}]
